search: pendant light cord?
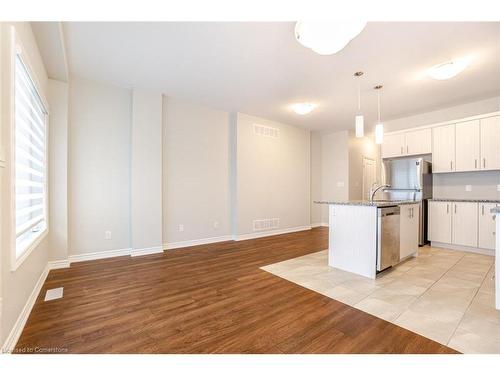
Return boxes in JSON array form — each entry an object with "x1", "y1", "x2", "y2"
[
  {"x1": 377, "y1": 89, "x2": 381, "y2": 123},
  {"x1": 357, "y1": 80, "x2": 361, "y2": 111}
]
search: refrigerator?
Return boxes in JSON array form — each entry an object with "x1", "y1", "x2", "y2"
[{"x1": 381, "y1": 157, "x2": 432, "y2": 246}]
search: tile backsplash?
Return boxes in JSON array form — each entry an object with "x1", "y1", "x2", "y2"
[{"x1": 432, "y1": 170, "x2": 500, "y2": 200}]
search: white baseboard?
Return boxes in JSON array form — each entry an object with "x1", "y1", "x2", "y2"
[
  {"x1": 235, "y1": 225, "x2": 312, "y2": 241},
  {"x1": 68, "y1": 247, "x2": 132, "y2": 263},
  {"x1": 47, "y1": 259, "x2": 71, "y2": 270},
  {"x1": 164, "y1": 235, "x2": 232, "y2": 250},
  {"x1": 1, "y1": 264, "x2": 49, "y2": 353},
  {"x1": 431, "y1": 242, "x2": 494, "y2": 256},
  {"x1": 311, "y1": 222, "x2": 329, "y2": 228},
  {"x1": 130, "y1": 246, "x2": 163, "y2": 257}
]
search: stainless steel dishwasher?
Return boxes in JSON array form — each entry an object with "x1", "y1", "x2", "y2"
[{"x1": 377, "y1": 206, "x2": 400, "y2": 272}]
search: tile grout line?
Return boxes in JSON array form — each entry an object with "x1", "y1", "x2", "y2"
[
  {"x1": 389, "y1": 250, "x2": 467, "y2": 324},
  {"x1": 445, "y1": 261, "x2": 495, "y2": 347},
  {"x1": 350, "y1": 256, "x2": 423, "y2": 310}
]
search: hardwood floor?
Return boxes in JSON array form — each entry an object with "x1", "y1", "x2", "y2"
[{"x1": 16, "y1": 228, "x2": 457, "y2": 353}]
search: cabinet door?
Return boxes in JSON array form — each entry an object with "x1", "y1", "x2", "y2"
[
  {"x1": 478, "y1": 203, "x2": 498, "y2": 250},
  {"x1": 400, "y1": 204, "x2": 419, "y2": 259},
  {"x1": 405, "y1": 128, "x2": 431, "y2": 156},
  {"x1": 455, "y1": 120, "x2": 480, "y2": 172},
  {"x1": 480, "y1": 116, "x2": 500, "y2": 171},
  {"x1": 382, "y1": 133, "x2": 405, "y2": 159},
  {"x1": 452, "y1": 202, "x2": 478, "y2": 247},
  {"x1": 428, "y1": 201, "x2": 452, "y2": 243},
  {"x1": 432, "y1": 125, "x2": 455, "y2": 173}
]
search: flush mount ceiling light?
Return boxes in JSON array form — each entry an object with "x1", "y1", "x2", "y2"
[
  {"x1": 290, "y1": 102, "x2": 317, "y2": 115},
  {"x1": 427, "y1": 58, "x2": 470, "y2": 80},
  {"x1": 374, "y1": 85, "x2": 384, "y2": 145},
  {"x1": 354, "y1": 71, "x2": 364, "y2": 138},
  {"x1": 295, "y1": 21, "x2": 367, "y2": 55}
]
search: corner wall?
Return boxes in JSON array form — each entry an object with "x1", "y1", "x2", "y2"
[
  {"x1": 68, "y1": 76, "x2": 132, "y2": 256},
  {"x1": 162, "y1": 97, "x2": 231, "y2": 246},
  {"x1": 235, "y1": 113, "x2": 310, "y2": 237}
]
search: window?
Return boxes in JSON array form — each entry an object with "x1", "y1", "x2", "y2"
[{"x1": 14, "y1": 54, "x2": 48, "y2": 260}]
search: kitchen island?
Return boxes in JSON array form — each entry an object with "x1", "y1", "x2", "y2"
[{"x1": 316, "y1": 200, "x2": 420, "y2": 279}]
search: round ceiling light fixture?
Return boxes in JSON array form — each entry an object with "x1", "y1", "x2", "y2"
[
  {"x1": 295, "y1": 21, "x2": 367, "y2": 55},
  {"x1": 290, "y1": 102, "x2": 317, "y2": 115},
  {"x1": 427, "y1": 58, "x2": 470, "y2": 80}
]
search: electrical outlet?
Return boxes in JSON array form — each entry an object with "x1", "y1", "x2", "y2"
[
  {"x1": 337, "y1": 181, "x2": 345, "y2": 188},
  {"x1": 213, "y1": 221, "x2": 219, "y2": 229},
  {"x1": 465, "y1": 185, "x2": 472, "y2": 192},
  {"x1": 105, "y1": 230, "x2": 112, "y2": 240},
  {"x1": 178, "y1": 224, "x2": 184, "y2": 232}
]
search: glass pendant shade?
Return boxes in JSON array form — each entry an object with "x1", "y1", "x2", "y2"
[{"x1": 355, "y1": 115, "x2": 364, "y2": 138}]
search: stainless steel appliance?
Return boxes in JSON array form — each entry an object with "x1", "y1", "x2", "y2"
[
  {"x1": 381, "y1": 157, "x2": 433, "y2": 246},
  {"x1": 377, "y1": 206, "x2": 400, "y2": 272}
]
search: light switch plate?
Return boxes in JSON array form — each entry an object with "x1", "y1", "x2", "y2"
[
  {"x1": 337, "y1": 181, "x2": 345, "y2": 188},
  {"x1": 497, "y1": 184, "x2": 500, "y2": 192},
  {"x1": 465, "y1": 185, "x2": 472, "y2": 192}
]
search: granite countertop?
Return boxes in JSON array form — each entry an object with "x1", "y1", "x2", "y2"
[
  {"x1": 314, "y1": 200, "x2": 418, "y2": 207},
  {"x1": 429, "y1": 198, "x2": 500, "y2": 203}
]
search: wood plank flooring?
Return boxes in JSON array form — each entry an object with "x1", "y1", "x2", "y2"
[{"x1": 16, "y1": 228, "x2": 457, "y2": 353}]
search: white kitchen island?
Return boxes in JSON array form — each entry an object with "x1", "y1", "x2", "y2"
[{"x1": 317, "y1": 200, "x2": 420, "y2": 279}]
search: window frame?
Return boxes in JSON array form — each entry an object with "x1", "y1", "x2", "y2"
[{"x1": 9, "y1": 27, "x2": 50, "y2": 271}]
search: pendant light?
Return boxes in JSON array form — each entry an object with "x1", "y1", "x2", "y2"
[
  {"x1": 354, "y1": 71, "x2": 364, "y2": 138},
  {"x1": 374, "y1": 85, "x2": 384, "y2": 144}
]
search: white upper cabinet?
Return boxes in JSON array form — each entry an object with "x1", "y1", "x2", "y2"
[
  {"x1": 381, "y1": 129, "x2": 431, "y2": 159},
  {"x1": 455, "y1": 120, "x2": 480, "y2": 172},
  {"x1": 405, "y1": 128, "x2": 432, "y2": 156},
  {"x1": 432, "y1": 124, "x2": 456, "y2": 173},
  {"x1": 451, "y1": 202, "x2": 478, "y2": 247},
  {"x1": 382, "y1": 113, "x2": 500, "y2": 173},
  {"x1": 381, "y1": 133, "x2": 406, "y2": 159},
  {"x1": 478, "y1": 203, "x2": 498, "y2": 250},
  {"x1": 480, "y1": 116, "x2": 500, "y2": 171}
]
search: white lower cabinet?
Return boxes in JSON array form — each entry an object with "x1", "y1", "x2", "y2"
[
  {"x1": 429, "y1": 200, "x2": 497, "y2": 250},
  {"x1": 479, "y1": 203, "x2": 498, "y2": 250},
  {"x1": 451, "y1": 202, "x2": 478, "y2": 247},
  {"x1": 428, "y1": 201, "x2": 452, "y2": 243},
  {"x1": 400, "y1": 204, "x2": 419, "y2": 259}
]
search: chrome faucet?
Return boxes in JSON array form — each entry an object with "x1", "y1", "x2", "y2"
[{"x1": 370, "y1": 184, "x2": 391, "y2": 202}]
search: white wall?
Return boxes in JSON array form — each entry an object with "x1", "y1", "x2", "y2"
[
  {"x1": 310, "y1": 132, "x2": 322, "y2": 225},
  {"x1": 163, "y1": 97, "x2": 231, "y2": 245},
  {"x1": 385, "y1": 96, "x2": 500, "y2": 133},
  {"x1": 348, "y1": 132, "x2": 380, "y2": 200},
  {"x1": 130, "y1": 90, "x2": 163, "y2": 253},
  {"x1": 235, "y1": 113, "x2": 310, "y2": 236},
  {"x1": 320, "y1": 130, "x2": 349, "y2": 223},
  {"x1": 48, "y1": 79, "x2": 69, "y2": 261},
  {"x1": 1, "y1": 22, "x2": 50, "y2": 345},
  {"x1": 69, "y1": 76, "x2": 132, "y2": 256}
]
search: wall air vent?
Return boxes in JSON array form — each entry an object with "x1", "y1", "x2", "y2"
[
  {"x1": 253, "y1": 124, "x2": 280, "y2": 139},
  {"x1": 253, "y1": 218, "x2": 280, "y2": 231}
]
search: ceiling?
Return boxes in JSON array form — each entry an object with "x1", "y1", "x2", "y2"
[{"x1": 57, "y1": 22, "x2": 500, "y2": 131}]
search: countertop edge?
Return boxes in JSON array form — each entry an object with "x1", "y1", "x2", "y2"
[{"x1": 429, "y1": 198, "x2": 500, "y2": 203}]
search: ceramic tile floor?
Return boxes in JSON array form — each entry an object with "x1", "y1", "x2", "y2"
[{"x1": 261, "y1": 246, "x2": 500, "y2": 353}]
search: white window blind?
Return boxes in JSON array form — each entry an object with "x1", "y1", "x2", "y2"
[{"x1": 14, "y1": 54, "x2": 48, "y2": 258}]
